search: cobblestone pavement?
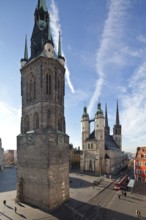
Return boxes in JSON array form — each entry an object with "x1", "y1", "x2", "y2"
[
  {"x1": 0, "y1": 169, "x2": 112, "y2": 220},
  {"x1": 1, "y1": 168, "x2": 146, "y2": 220}
]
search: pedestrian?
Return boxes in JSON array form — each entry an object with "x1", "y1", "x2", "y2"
[
  {"x1": 136, "y1": 209, "x2": 141, "y2": 218},
  {"x1": 15, "y1": 207, "x2": 17, "y2": 213},
  {"x1": 3, "y1": 200, "x2": 6, "y2": 205},
  {"x1": 118, "y1": 194, "x2": 121, "y2": 199},
  {"x1": 124, "y1": 192, "x2": 127, "y2": 197}
]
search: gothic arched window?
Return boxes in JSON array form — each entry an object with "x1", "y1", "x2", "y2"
[
  {"x1": 58, "y1": 77, "x2": 61, "y2": 100},
  {"x1": 24, "y1": 115, "x2": 30, "y2": 133},
  {"x1": 33, "y1": 112, "x2": 39, "y2": 130},
  {"x1": 58, "y1": 115, "x2": 62, "y2": 131},
  {"x1": 28, "y1": 74, "x2": 36, "y2": 101},
  {"x1": 47, "y1": 109, "x2": 51, "y2": 128},
  {"x1": 46, "y1": 73, "x2": 52, "y2": 95},
  {"x1": 49, "y1": 74, "x2": 52, "y2": 95}
]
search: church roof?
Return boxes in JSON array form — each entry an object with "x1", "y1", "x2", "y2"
[
  {"x1": 105, "y1": 153, "x2": 110, "y2": 159},
  {"x1": 85, "y1": 131, "x2": 120, "y2": 150},
  {"x1": 105, "y1": 135, "x2": 120, "y2": 150},
  {"x1": 86, "y1": 130, "x2": 95, "y2": 140}
]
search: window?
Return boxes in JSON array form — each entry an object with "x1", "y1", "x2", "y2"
[
  {"x1": 58, "y1": 77, "x2": 61, "y2": 100},
  {"x1": 46, "y1": 73, "x2": 52, "y2": 95},
  {"x1": 88, "y1": 143, "x2": 90, "y2": 149},
  {"x1": 58, "y1": 117, "x2": 62, "y2": 132},
  {"x1": 136, "y1": 161, "x2": 142, "y2": 166},
  {"x1": 144, "y1": 155, "x2": 146, "y2": 159},
  {"x1": 144, "y1": 170, "x2": 146, "y2": 174},
  {"x1": 46, "y1": 74, "x2": 48, "y2": 94},
  {"x1": 33, "y1": 112, "x2": 39, "y2": 130},
  {"x1": 138, "y1": 170, "x2": 142, "y2": 174},
  {"x1": 91, "y1": 143, "x2": 93, "y2": 149},
  {"x1": 144, "y1": 162, "x2": 146, "y2": 166},
  {"x1": 24, "y1": 115, "x2": 30, "y2": 133},
  {"x1": 47, "y1": 110, "x2": 51, "y2": 128},
  {"x1": 27, "y1": 74, "x2": 36, "y2": 101}
]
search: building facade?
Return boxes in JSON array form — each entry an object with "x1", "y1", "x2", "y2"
[
  {"x1": 0, "y1": 138, "x2": 4, "y2": 170},
  {"x1": 4, "y1": 150, "x2": 17, "y2": 165},
  {"x1": 134, "y1": 147, "x2": 146, "y2": 182},
  {"x1": 17, "y1": 0, "x2": 69, "y2": 210},
  {"x1": 80, "y1": 102, "x2": 125, "y2": 175}
]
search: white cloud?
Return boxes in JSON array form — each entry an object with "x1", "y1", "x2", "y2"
[
  {"x1": 88, "y1": 0, "x2": 130, "y2": 115},
  {"x1": 137, "y1": 35, "x2": 146, "y2": 44},
  {"x1": 49, "y1": 0, "x2": 75, "y2": 94},
  {"x1": 121, "y1": 61, "x2": 146, "y2": 150},
  {"x1": 0, "y1": 101, "x2": 20, "y2": 150}
]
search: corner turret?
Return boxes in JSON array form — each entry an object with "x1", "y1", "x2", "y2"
[
  {"x1": 58, "y1": 31, "x2": 65, "y2": 66},
  {"x1": 44, "y1": 14, "x2": 54, "y2": 58},
  {"x1": 21, "y1": 35, "x2": 28, "y2": 68}
]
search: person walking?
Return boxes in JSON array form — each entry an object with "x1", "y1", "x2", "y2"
[
  {"x1": 3, "y1": 200, "x2": 6, "y2": 205},
  {"x1": 136, "y1": 209, "x2": 141, "y2": 218},
  {"x1": 15, "y1": 207, "x2": 17, "y2": 213}
]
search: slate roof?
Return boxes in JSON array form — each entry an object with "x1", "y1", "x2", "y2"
[{"x1": 85, "y1": 130, "x2": 120, "y2": 150}]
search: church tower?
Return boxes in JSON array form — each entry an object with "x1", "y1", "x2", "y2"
[
  {"x1": 113, "y1": 100, "x2": 122, "y2": 149},
  {"x1": 95, "y1": 102, "x2": 105, "y2": 142},
  {"x1": 81, "y1": 106, "x2": 90, "y2": 149},
  {"x1": 17, "y1": 0, "x2": 69, "y2": 210}
]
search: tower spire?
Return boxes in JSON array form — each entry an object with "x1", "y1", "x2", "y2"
[
  {"x1": 105, "y1": 103, "x2": 110, "y2": 135},
  {"x1": 57, "y1": 31, "x2": 65, "y2": 66},
  {"x1": 58, "y1": 31, "x2": 62, "y2": 57},
  {"x1": 38, "y1": 0, "x2": 47, "y2": 11},
  {"x1": 105, "y1": 103, "x2": 108, "y2": 127},
  {"x1": 24, "y1": 35, "x2": 28, "y2": 60},
  {"x1": 116, "y1": 100, "x2": 120, "y2": 125}
]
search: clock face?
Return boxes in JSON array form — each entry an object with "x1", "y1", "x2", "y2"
[{"x1": 27, "y1": 133, "x2": 34, "y2": 144}]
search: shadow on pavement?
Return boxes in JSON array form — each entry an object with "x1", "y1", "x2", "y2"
[
  {"x1": 69, "y1": 177, "x2": 93, "y2": 189},
  {"x1": 50, "y1": 198, "x2": 139, "y2": 220}
]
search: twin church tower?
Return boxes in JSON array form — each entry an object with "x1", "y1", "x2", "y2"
[
  {"x1": 17, "y1": 0, "x2": 69, "y2": 210},
  {"x1": 80, "y1": 102, "x2": 123, "y2": 175}
]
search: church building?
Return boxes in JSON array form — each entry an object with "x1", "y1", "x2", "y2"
[
  {"x1": 80, "y1": 101, "x2": 125, "y2": 175},
  {"x1": 17, "y1": 0, "x2": 69, "y2": 210}
]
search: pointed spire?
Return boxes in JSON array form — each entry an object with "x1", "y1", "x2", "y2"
[
  {"x1": 24, "y1": 35, "x2": 28, "y2": 60},
  {"x1": 105, "y1": 103, "x2": 110, "y2": 135},
  {"x1": 58, "y1": 31, "x2": 62, "y2": 57},
  {"x1": 38, "y1": 0, "x2": 47, "y2": 11},
  {"x1": 105, "y1": 103, "x2": 108, "y2": 127},
  {"x1": 116, "y1": 100, "x2": 120, "y2": 125},
  {"x1": 48, "y1": 14, "x2": 52, "y2": 42}
]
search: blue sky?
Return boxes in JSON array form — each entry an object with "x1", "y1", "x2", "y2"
[{"x1": 0, "y1": 0, "x2": 146, "y2": 153}]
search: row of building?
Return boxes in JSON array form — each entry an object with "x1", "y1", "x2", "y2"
[{"x1": 0, "y1": 138, "x2": 4, "y2": 170}]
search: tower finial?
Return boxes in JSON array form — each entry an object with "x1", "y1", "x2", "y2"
[
  {"x1": 38, "y1": 0, "x2": 47, "y2": 11},
  {"x1": 58, "y1": 31, "x2": 62, "y2": 57},
  {"x1": 24, "y1": 35, "x2": 28, "y2": 60},
  {"x1": 116, "y1": 100, "x2": 120, "y2": 125},
  {"x1": 105, "y1": 103, "x2": 108, "y2": 127},
  {"x1": 48, "y1": 14, "x2": 52, "y2": 42}
]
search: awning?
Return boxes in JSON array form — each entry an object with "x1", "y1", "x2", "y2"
[{"x1": 127, "y1": 179, "x2": 135, "y2": 188}]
